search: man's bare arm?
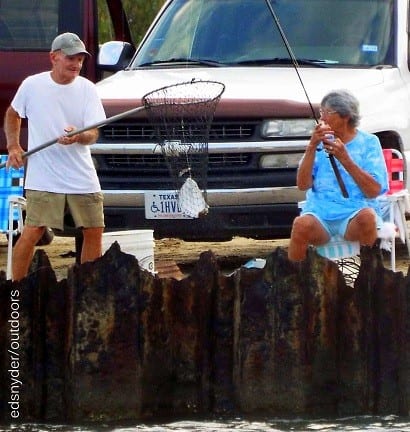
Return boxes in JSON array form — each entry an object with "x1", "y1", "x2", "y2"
[{"x1": 4, "y1": 106, "x2": 24, "y2": 168}]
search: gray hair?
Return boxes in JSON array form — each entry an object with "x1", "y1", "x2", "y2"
[{"x1": 321, "y1": 89, "x2": 360, "y2": 127}]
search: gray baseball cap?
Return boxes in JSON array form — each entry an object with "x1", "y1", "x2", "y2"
[{"x1": 51, "y1": 32, "x2": 90, "y2": 56}]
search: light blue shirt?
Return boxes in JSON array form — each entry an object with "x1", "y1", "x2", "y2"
[{"x1": 301, "y1": 129, "x2": 388, "y2": 220}]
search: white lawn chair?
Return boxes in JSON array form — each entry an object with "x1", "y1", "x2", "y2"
[{"x1": 0, "y1": 155, "x2": 26, "y2": 280}]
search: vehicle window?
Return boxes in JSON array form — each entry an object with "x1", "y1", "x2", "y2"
[
  {"x1": 97, "y1": 0, "x2": 115, "y2": 44},
  {"x1": 0, "y1": 0, "x2": 58, "y2": 50},
  {"x1": 119, "y1": 0, "x2": 166, "y2": 45},
  {"x1": 132, "y1": 0, "x2": 394, "y2": 67}
]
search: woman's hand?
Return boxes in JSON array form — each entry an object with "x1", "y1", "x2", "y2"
[
  {"x1": 309, "y1": 122, "x2": 334, "y2": 150},
  {"x1": 324, "y1": 136, "x2": 350, "y2": 163}
]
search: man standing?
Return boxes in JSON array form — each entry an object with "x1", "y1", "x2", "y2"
[{"x1": 4, "y1": 32, "x2": 106, "y2": 280}]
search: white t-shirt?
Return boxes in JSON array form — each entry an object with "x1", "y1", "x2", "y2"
[{"x1": 11, "y1": 71, "x2": 106, "y2": 193}]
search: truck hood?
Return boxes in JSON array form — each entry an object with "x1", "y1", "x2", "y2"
[
  {"x1": 97, "y1": 66, "x2": 404, "y2": 127},
  {"x1": 97, "y1": 66, "x2": 385, "y2": 105}
]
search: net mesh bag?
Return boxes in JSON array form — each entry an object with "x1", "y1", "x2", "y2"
[{"x1": 143, "y1": 80, "x2": 225, "y2": 218}]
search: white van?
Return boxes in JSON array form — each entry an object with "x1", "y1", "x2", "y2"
[{"x1": 95, "y1": 0, "x2": 410, "y2": 240}]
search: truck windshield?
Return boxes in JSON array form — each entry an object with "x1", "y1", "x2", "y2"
[{"x1": 132, "y1": 0, "x2": 394, "y2": 68}]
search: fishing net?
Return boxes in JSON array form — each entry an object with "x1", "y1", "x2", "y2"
[{"x1": 143, "y1": 80, "x2": 225, "y2": 218}]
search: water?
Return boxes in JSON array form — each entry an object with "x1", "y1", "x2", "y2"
[{"x1": 2, "y1": 416, "x2": 410, "y2": 432}]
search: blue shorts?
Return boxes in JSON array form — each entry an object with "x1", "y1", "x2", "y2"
[{"x1": 303, "y1": 209, "x2": 381, "y2": 238}]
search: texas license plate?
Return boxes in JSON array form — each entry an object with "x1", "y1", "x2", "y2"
[{"x1": 144, "y1": 191, "x2": 190, "y2": 219}]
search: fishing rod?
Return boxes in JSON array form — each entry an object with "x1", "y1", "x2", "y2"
[{"x1": 264, "y1": 0, "x2": 348, "y2": 198}]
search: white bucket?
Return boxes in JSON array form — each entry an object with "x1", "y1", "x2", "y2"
[{"x1": 102, "y1": 229, "x2": 155, "y2": 272}]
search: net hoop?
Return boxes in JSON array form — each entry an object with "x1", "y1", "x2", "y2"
[{"x1": 142, "y1": 80, "x2": 225, "y2": 110}]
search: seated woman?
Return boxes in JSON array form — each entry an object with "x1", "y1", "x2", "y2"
[{"x1": 288, "y1": 89, "x2": 389, "y2": 261}]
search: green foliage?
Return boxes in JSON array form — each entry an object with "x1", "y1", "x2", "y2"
[
  {"x1": 97, "y1": 0, "x2": 167, "y2": 45},
  {"x1": 124, "y1": 0, "x2": 167, "y2": 44}
]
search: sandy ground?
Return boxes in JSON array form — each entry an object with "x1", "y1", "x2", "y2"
[{"x1": 1, "y1": 233, "x2": 409, "y2": 281}]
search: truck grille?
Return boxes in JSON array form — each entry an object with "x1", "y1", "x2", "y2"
[
  {"x1": 104, "y1": 153, "x2": 251, "y2": 169},
  {"x1": 101, "y1": 120, "x2": 255, "y2": 141}
]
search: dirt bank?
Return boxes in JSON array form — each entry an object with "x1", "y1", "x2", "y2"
[{"x1": 1, "y1": 234, "x2": 408, "y2": 281}]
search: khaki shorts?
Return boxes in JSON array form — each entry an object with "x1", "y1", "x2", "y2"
[{"x1": 25, "y1": 190, "x2": 105, "y2": 231}]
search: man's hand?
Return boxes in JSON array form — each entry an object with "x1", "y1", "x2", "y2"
[
  {"x1": 58, "y1": 126, "x2": 99, "y2": 145},
  {"x1": 58, "y1": 126, "x2": 79, "y2": 145},
  {"x1": 6, "y1": 145, "x2": 24, "y2": 169}
]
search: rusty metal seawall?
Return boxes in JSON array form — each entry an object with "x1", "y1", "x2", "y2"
[{"x1": 0, "y1": 244, "x2": 408, "y2": 424}]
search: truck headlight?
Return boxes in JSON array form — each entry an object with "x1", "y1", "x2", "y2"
[
  {"x1": 261, "y1": 119, "x2": 315, "y2": 137},
  {"x1": 260, "y1": 153, "x2": 303, "y2": 169}
]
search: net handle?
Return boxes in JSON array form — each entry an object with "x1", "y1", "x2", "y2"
[
  {"x1": 1, "y1": 79, "x2": 225, "y2": 169},
  {"x1": 0, "y1": 105, "x2": 145, "y2": 169}
]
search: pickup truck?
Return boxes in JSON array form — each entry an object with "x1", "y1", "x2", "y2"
[{"x1": 95, "y1": 0, "x2": 410, "y2": 241}]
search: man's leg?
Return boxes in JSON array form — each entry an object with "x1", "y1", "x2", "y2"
[
  {"x1": 67, "y1": 192, "x2": 104, "y2": 264},
  {"x1": 81, "y1": 226, "x2": 104, "y2": 263},
  {"x1": 344, "y1": 208, "x2": 377, "y2": 246},
  {"x1": 12, "y1": 225, "x2": 46, "y2": 281},
  {"x1": 288, "y1": 214, "x2": 329, "y2": 261}
]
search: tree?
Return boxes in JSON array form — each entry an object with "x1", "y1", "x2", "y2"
[{"x1": 98, "y1": 0, "x2": 167, "y2": 45}]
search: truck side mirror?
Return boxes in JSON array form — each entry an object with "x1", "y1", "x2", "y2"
[{"x1": 98, "y1": 41, "x2": 135, "y2": 72}]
